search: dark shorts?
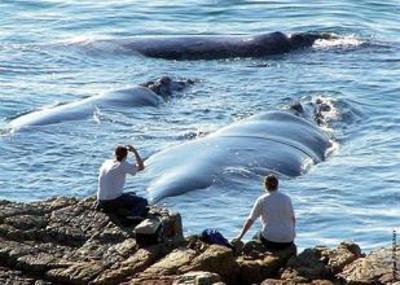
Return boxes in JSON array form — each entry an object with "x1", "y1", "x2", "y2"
[
  {"x1": 97, "y1": 192, "x2": 148, "y2": 217},
  {"x1": 256, "y1": 231, "x2": 294, "y2": 251}
]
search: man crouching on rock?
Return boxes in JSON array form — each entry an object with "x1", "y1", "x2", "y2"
[
  {"x1": 96, "y1": 144, "x2": 148, "y2": 218},
  {"x1": 232, "y1": 175, "x2": 296, "y2": 251}
]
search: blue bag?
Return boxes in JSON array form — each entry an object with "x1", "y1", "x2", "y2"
[{"x1": 200, "y1": 228, "x2": 233, "y2": 249}]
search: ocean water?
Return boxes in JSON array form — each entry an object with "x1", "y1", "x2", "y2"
[{"x1": 0, "y1": 0, "x2": 399, "y2": 251}]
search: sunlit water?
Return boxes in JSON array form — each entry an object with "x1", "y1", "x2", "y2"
[{"x1": 1, "y1": 0, "x2": 399, "y2": 251}]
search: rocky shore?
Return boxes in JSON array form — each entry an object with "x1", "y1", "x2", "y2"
[{"x1": 0, "y1": 197, "x2": 398, "y2": 285}]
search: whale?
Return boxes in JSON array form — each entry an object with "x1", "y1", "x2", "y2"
[
  {"x1": 9, "y1": 76, "x2": 193, "y2": 130},
  {"x1": 100, "y1": 31, "x2": 333, "y2": 60},
  {"x1": 144, "y1": 102, "x2": 334, "y2": 203}
]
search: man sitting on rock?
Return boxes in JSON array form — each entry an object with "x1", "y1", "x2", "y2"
[
  {"x1": 97, "y1": 144, "x2": 148, "y2": 218},
  {"x1": 233, "y1": 175, "x2": 296, "y2": 251}
]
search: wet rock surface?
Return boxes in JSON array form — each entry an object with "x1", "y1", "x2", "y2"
[{"x1": 0, "y1": 197, "x2": 396, "y2": 284}]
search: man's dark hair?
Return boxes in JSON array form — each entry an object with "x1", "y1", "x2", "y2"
[
  {"x1": 115, "y1": 145, "x2": 128, "y2": 162},
  {"x1": 264, "y1": 175, "x2": 278, "y2": 191}
]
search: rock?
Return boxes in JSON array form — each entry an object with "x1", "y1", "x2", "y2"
[
  {"x1": 0, "y1": 239, "x2": 63, "y2": 268},
  {"x1": 106, "y1": 238, "x2": 138, "y2": 259},
  {"x1": 231, "y1": 240, "x2": 244, "y2": 256},
  {"x1": 0, "y1": 197, "x2": 183, "y2": 285},
  {"x1": 0, "y1": 202, "x2": 44, "y2": 222},
  {"x1": 0, "y1": 197, "x2": 76, "y2": 222},
  {"x1": 124, "y1": 275, "x2": 176, "y2": 285},
  {"x1": 185, "y1": 235, "x2": 209, "y2": 252},
  {"x1": 15, "y1": 252, "x2": 68, "y2": 274},
  {"x1": 152, "y1": 209, "x2": 185, "y2": 250},
  {"x1": 91, "y1": 245, "x2": 162, "y2": 285},
  {"x1": 140, "y1": 248, "x2": 197, "y2": 277},
  {"x1": 46, "y1": 261, "x2": 104, "y2": 284},
  {"x1": 261, "y1": 279, "x2": 335, "y2": 285},
  {"x1": 61, "y1": 238, "x2": 138, "y2": 267},
  {"x1": 241, "y1": 239, "x2": 271, "y2": 257},
  {"x1": 276, "y1": 242, "x2": 362, "y2": 284},
  {"x1": 339, "y1": 246, "x2": 400, "y2": 284},
  {"x1": 45, "y1": 201, "x2": 116, "y2": 246},
  {"x1": 159, "y1": 210, "x2": 183, "y2": 239},
  {"x1": 173, "y1": 271, "x2": 222, "y2": 285},
  {"x1": 0, "y1": 266, "x2": 52, "y2": 285},
  {"x1": 126, "y1": 271, "x2": 224, "y2": 285},
  {"x1": 236, "y1": 241, "x2": 296, "y2": 285},
  {"x1": 316, "y1": 242, "x2": 362, "y2": 274},
  {"x1": 33, "y1": 197, "x2": 79, "y2": 212},
  {"x1": 130, "y1": 245, "x2": 236, "y2": 284},
  {"x1": 180, "y1": 245, "x2": 239, "y2": 283},
  {"x1": 4, "y1": 215, "x2": 47, "y2": 231},
  {"x1": 281, "y1": 248, "x2": 331, "y2": 282},
  {"x1": 0, "y1": 196, "x2": 391, "y2": 285},
  {"x1": 311, "y1": 281, "x2": 335, "y2": 285}
]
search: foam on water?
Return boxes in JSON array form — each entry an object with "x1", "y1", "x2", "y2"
[{"x1": 313, "y1": 35, "x2": 365, "y2": 49}]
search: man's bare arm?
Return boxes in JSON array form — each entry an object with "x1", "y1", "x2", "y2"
[
  {"x1": 127, "y1": 145, "x2": 145, "y2": 171},
  {"x1": 233, "y1": 218, "x2": 254, "y2": 242}
]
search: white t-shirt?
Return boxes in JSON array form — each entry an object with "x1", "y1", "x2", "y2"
[
  {"x1": 248, "y1": 190, "x2": 295, "y2": 243},
  {"x1": 97, "y1": 159, "x2": 137, "y2": 201}
]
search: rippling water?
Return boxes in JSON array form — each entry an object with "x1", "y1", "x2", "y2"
[{"x1": 1, "y1": 0, "x2": 399, "y2": 251}]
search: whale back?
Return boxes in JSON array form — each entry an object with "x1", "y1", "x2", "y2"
[
  {"x1": 9, "y1": 100, "x2": 90, "y2": 129},
  {"x1": 145, "y1": 110, "x2": 332, "y2": 202},
  {"x1": 124, "y1": 36, "x2": 243, "y2": 60},
  {"x1": 98, "y1": 86, "x2": 162, "y2": 107},
  {"x1": 123, "y1": 32, "x2": 292, "y2": 60},
  {"x1": 9, "y1": 86, "x2": 162, "y2": 130},
  {"x1": 214, "y1": 111, "x2": 331, "y2": 161},
  {"x1": 252, "y1": 32, "x2": 291, "y2": 55}
]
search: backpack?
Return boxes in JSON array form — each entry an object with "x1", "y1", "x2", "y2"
[{"x1": 200, "y1": 229, "x2": 233, "y2": 249}]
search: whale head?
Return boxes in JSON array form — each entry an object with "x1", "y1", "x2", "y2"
[
  {"x1": 141, "y1": 76, "x2": 194, "y2": 99},
  {"x1": 289, "y1": 32, "x2": 335, "y2": 49}
]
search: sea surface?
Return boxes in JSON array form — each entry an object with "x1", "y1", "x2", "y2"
[{"x1": 1, "y1": 0, "x2": 399, "y2": 251}]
